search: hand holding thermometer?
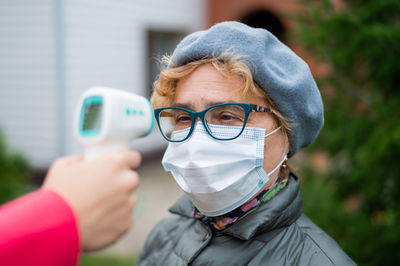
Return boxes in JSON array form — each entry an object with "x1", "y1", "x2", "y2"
[{"x1": 75, "y1": 86, "x2": 154, "y2": 160}]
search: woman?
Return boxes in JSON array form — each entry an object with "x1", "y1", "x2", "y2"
[{"x1": 138, "y1": 21, "x2": 355, "y2": 265}]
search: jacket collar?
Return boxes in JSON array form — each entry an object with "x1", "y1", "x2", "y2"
[{"x1": 169, "y1": 173, "x2": 303, "y2": 240}]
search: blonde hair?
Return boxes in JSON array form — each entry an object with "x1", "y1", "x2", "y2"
[{"x1": 151, "y1": 53, "x2": 292, "y2": 137}]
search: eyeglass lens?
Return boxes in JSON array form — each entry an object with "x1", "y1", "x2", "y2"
[{"x1": 158, "y1": 104, "x2": 246, "y2": 141}]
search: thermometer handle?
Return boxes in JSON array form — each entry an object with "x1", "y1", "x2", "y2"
[{"x1": 84, "y1": 140, "x2": 130, "y2": 161}]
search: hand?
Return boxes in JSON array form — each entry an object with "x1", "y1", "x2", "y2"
[{"x1": 42, "y1": 149, "x2": 141, "y2": 251}]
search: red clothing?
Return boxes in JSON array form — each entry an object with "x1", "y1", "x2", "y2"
[{"x1": 0, "y1": 189, "x2": 80, "y2": 266}]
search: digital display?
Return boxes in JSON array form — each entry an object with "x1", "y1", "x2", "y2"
[{"x1": 83, "y1": 102, "x2": 103, "y2": 131}]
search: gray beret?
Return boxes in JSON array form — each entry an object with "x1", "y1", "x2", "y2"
[{"x1": 170, "y1": 21, "x2": 324, "y2": 157}]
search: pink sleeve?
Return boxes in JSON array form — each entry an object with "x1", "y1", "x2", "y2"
[{"x1": 0, "y1": 189, "x2": 80, "y2": 266}]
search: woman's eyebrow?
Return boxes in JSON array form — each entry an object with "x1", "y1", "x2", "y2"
[
  {"x1": 172, "y1": 100, "x2": 239, "y2": 110},
  {"x1": 172, "y1": 103, "x2": 194, "y2": 109}
]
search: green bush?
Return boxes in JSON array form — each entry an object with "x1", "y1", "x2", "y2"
[
  {"x1": 0, "y1": 130, "x2": 30, "y2": 204},
  {"x1": 297, "y1": 0, "x2": 400, "y2": 265}
]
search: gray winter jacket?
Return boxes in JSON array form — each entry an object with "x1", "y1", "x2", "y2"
[{"x1": 137, "y1": 174, "x2": 356, "y2": 265}]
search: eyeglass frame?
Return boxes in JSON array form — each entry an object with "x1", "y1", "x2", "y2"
[{"x1": 154, "y1": 102, "x2": 271, "y2": 142}]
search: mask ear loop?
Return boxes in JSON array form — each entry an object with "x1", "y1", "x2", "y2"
[
  {"x1": 267, "y1": 154, "x2": 288, "y2": 176},
  {"x1": 264, "y1": 126, "x2": 288, "y2": 177},
  {"x1": 265, "y1": 126, "x2": 281, "y2": 138}
]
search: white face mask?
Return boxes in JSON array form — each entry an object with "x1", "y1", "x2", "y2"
[{"x1": 162, "y1": 122, "x2": 287, "y2": 217}]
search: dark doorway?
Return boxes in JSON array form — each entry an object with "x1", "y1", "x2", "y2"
[{"x1": 241, "y1": 10, "x2": 286, "y2": 41}]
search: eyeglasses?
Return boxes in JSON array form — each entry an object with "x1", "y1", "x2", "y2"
[{"x1": 154, "y1": 103, "x2": 270, "y2": 142}]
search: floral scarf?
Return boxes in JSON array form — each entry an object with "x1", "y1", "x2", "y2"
[{"x1": 193, "y1": 177, "x2": 288, "y2": 232}]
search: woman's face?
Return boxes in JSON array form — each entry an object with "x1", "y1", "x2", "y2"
[{"x1": 173, "y1": 64, "x2": 289, "y2": 186}]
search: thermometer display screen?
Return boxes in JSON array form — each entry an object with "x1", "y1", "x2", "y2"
[{"x1": 83, "y1": 102, "x2": 103, "y2": 131}]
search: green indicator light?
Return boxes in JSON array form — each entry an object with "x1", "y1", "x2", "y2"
[
  {"x1": 139, "y1": 110, "x2": 144, "y2": 115},
  {"x1": 126, "y1": 108, "x2": 130, "y2": 115},
  {"x1": 133, "y1": 109, "x2": 137, "y2": 115}
]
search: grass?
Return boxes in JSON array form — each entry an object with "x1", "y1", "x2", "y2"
[{"x1": 80, "y1": 254, "x2": 136, "y2": 266}]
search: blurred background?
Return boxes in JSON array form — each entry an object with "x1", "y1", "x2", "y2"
[{"x1": 1, "y1": 0, "x2": 399, "y2": 265}]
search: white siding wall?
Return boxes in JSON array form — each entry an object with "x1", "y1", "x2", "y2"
[
  {"x1": 63, "y1": 0, "x2": 206, "y2": 158},
  {"x1": 0, "y1": 0, "x2": 58, "y2": 167},
  {"x1": 0, "y1": 0, "x2": 205, "y2": 168}
]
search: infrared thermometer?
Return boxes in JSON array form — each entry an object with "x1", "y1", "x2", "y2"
[{"x1": 75, "y1": 86, "x2": 154, "y2": 160}]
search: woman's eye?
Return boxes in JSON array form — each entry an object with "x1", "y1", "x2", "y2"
[
  {"x1": 220, "y1": 114, "x2": 235, "y2": 120},
  {"x1": 176, "y1": 115, "x2": 191, "y2": 123},
  {"x1": 219, "y1": 112, "x2": 239, "y2": 121}
]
